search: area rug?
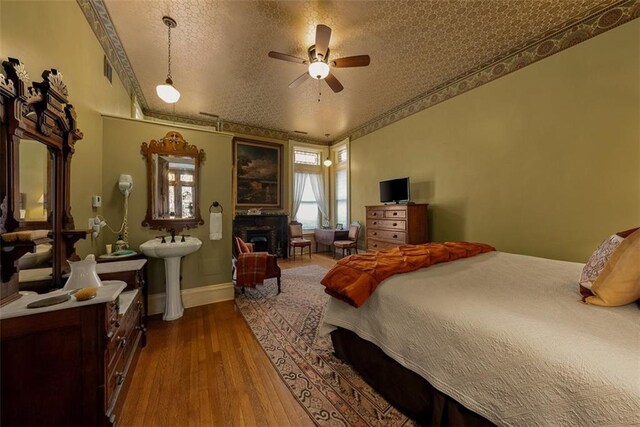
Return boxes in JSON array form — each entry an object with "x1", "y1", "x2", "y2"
[{"x1": 236, "y1": 265, "x2": 414, "y2": 426}]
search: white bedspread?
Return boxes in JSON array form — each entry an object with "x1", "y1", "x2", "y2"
[{"x1": 320, "y1": 252, "x2": 640, "y2": 426}]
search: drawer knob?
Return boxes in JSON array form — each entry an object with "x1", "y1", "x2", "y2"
[
  {"x1": 373, "y1": 244, "x2": 378, "y2": 248},
  {"x1": 111, "y1": 319, "x2": 120, "y2": 328},
  {"x1": 373, "y1": 232, "x2": 377, "y2": 236},
  {"x1": 393, "y1": 234, "x2": 398, "y2": 239},
  {"x1": 393, "y1": 223, "x2": 397, "y2": 226},
  {"x1": 118, "y1": 336, "x2": 127, "y2": 349},
  {"x1": 393, "y1": 212, "x2": 397, "y2": 216},
  {"x1": 373, "y1": 212, "x2": 377, "y2": 216},
  {"x1": 373, "y1": 222, "x2": 377, "y2": 225}
]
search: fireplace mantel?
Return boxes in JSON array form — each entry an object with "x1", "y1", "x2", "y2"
[{"x1": 233, "y1": 214, "x2": 289, "y2": 258}]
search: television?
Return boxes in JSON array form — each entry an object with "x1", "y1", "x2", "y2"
[{"x1": 379, "y1": 177, "x2": 410, "y2": 204}]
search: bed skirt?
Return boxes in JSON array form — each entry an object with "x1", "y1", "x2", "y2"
[{"x1": 330, "y1": 328, "x2": 495, "y2": 427}]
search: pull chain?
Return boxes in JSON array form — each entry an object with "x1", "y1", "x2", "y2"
[{"x1": 318, "y1": 79, "x2": 321, "y2": 102}]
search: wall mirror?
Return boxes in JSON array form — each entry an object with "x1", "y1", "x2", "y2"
[{"x1": 141, "y1": 131, "x2": 205, "y2": 232}]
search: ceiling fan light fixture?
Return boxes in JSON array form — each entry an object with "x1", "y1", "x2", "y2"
[
  {"x1": 308, "y1": 61, "x2": 330, "y2": 80},
  {"x1": 156, "y1": 77, "x2": 181, "y2": 103},
  {"x1": 157, "y1": 16, "x2": 180, "y2": 104}
]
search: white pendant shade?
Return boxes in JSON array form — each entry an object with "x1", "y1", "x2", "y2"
[
  {"x1": 156, "y1": 81, "x2": 181, "y2": 103},
  {"x1": 308, "y1": 61, "x2": 330, "y2": 80},
  {"x1": 323, "y1": 158, "x2": 333, "y2": 167}
]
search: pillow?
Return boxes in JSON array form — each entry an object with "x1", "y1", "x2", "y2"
[
  {"x1": 579, "y1": 234, "x2": 625, "y2": 290},
  {"x1": 585, "y1": 229, "x2": 640, "y2": 307},
  {"x1": 235, "y1": 237, "x2": 252, "y2": 254}
]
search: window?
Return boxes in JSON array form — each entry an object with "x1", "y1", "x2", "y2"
[
  {"x1": 332, "y1": 142, "x2": 349, "y2": 227},
  {"x1": 294, "y1": 150, "x2": 320, "y2": 166},
  {"x1": 296, "y1": 176, "x2": 319, "y2": 229},
  {"x1": 337, "y1": 148, "x2": 348, "y2": 163},
  {"x1": 293, "y1": 147, "x2": 326, "y2": 230},
  {"x1": 335, "y1": 169, "x2": 347, "y2": 226}
]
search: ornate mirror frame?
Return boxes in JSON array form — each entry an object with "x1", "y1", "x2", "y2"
[
  {"x1": 141, "y1": 131, "x2": 205, "y2": 233},
  {"x1": 0, "y1": 58, "x2": 87, "y2": 304}
]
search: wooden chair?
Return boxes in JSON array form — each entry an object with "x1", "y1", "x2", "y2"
[
  {"x1": 333, "y1": 222, "x2": 361, "y2": 258},
  {"x1": 288, "y1": 221, "x2": 311, "y2": 260},
  {"x1": 232, "y1": 236, "x2": 281, "y2": 294}
]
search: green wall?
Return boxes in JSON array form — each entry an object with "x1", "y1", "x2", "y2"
[
  {"x1": 102, "y1": 117, "x2": 234, "y2": 294},
  {"x1": 350, "y1": 20, "x2": 640, "y2": 262},
  {"x1": 0, "y1": 0, "x2": 132, "y2": 256}
]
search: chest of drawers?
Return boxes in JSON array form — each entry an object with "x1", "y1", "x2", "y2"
[
  {"x1": 366, "y1": 204, "x2": 429, "y2": 251},
  {"x1": 1, "y1": 263, "x2": 147, "y2": 426}
]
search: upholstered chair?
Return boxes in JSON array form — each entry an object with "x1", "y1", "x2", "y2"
[
  {"x1": 288, "y1": 221, "x2": 312, "y2": 260},
  {"x1": 333, "y1": 222, "x2": 361, "y2": 258},
  {"x1": 232, "y1": 236, "x2": 281, "y2": 294}
]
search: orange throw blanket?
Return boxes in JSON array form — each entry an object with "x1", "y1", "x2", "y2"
[{"x1": 321, "y1": 242, "x2": 495, "y2": 307}]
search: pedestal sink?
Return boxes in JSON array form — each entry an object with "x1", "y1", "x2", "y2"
[{"x1": 139, "y1": 236, "x2": 202, "y2": 321}]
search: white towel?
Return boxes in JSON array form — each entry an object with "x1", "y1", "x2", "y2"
[{"x1": 209, "y1": 212, "x2": 222, "y2": 240}]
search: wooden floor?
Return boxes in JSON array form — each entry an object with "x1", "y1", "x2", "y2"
[{"x1": 119, "y1": 253, "x2": 337, "y2": 427}]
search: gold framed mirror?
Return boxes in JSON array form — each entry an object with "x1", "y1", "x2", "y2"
[{"x1": 141, "y1": 131, "x2": 205, "y2": 232}]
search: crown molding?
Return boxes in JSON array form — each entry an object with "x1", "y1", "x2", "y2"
[
  {"x1": 77, "y1": 0, "x2": 148, "y2": 109},
  {"x1": 337, "y1": 0, "x2": 639, "y2": 142},
  {"x1": 143, "y1": 110, "x2": 329, "y2": 146},
  {"x1": 79, "y1": 0, "x2": 638, "y2": 145}
]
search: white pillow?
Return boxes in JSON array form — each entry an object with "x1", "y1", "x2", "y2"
[{"x1": 580, "y1": 234, "x2": 624, "y2": 290}]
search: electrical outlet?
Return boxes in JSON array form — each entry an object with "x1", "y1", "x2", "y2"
[{"x1": 88, "y1": 218, "x2": 94, "y2": 229}]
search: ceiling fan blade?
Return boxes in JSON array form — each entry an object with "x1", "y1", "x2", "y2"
[
  {"x1": 332, "y1": 55, "x2": 370, "y2": 68},
  {"x1": 289, "y1": 72, "x2": 310, "y2": 88},
  {"x1": 268, "y1": 51, "x2": 307, "y2": 64},
  {"x1": 324, "y1": 72, "x2": 344, "y2": 93},
  {"x1": 315, "y1": 24, "x2": 332, "y2": 60}
]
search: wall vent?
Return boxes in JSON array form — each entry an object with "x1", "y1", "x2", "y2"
[{"x1": 103, "y1": 55, "x2": 113, "y2": 84}]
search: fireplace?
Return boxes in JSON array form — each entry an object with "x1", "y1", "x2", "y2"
[{"x1": 233, "y1": 214, "x2": 289, "y2": 258}]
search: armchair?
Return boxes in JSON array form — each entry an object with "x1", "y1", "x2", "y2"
[{"x1": 232, "y1": 236, "x2": 281, "y2": 294}]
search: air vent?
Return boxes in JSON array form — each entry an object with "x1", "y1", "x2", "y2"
[
  {"x1": 293, "y1": 130, "x2": 308, "y2": 135},
  {"x1": 199, "y1": 112, "x2": 219, "y2": 118},
  {"x1": 103, "y1": 55, "x2": 112, "y2": 84}
]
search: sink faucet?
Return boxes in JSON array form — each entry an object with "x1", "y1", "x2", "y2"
[{"x1": 169, "y1": 229, "x2": 177, "y2": 243}]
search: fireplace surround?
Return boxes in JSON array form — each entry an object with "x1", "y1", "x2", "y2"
[{"x1": 233, "y1": 214, "x2": 288, "y2": 258}]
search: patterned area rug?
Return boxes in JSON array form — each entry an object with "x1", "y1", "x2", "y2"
[{"x1": 236, "y1": 265, "x2": 414, "y2": 426}]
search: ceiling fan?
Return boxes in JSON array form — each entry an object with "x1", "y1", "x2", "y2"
[{"x1": 268, "y1": 24, "x2": 370, "y2": 93}]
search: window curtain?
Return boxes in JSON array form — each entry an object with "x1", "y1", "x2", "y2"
[
  {"x1": 291, "y1": 172, "x2": 307, "y2": 220},
  {"x1": 309, "y1": 172, "x2": 329, "y2": 221}
]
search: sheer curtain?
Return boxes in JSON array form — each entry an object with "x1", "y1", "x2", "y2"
[
  {"x1": 291, "y1": 172, "x2": 307, "y2": 220},
  {"x1": 309, "y1": 172, "x2": 329, "y2": 221}
]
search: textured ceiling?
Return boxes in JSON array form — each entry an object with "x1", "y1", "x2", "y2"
[{"x1": 100, "y1": 0, "x2": 619, "y2": 141}]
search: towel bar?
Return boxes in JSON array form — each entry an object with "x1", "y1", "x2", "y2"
[{"x1": 209, "y1": 201, "x2": 223, "y2": 213}]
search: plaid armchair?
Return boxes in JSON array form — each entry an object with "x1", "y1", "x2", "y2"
[{"x1": 232, "y1": 236, "x2": 281, "y2": 294}]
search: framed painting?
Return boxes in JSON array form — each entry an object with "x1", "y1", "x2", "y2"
[{"x1": 233, "y1": 138, "x2": 283, "y2": 209}]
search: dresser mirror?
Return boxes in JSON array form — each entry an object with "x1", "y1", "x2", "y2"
[
  {"x1": 16, "y1": 139, "x2": 55, "y2": 279},
  {"x1": 18, "y1": 139, "x2": 51, "y2": 223},
  {"x1": 141, "y1": 131, "x2": 205, "y2": 232},
  {"x1": 1, "y1": 57, "x2": 86, "y2": 302}
]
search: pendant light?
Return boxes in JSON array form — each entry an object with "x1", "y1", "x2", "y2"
[
  {"x1": 156, "y1": 16, "x2": 180, "y2": 104},
  {"x1": 323, "y1": 133, "x2": 332, "y2": 167}
]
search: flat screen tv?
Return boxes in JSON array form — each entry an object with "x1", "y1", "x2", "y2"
[{"x1": 379, "y1": 177, "x2": 410, "y2": 204}]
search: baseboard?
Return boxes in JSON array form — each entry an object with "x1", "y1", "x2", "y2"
[{"x1": 147, "y1": 282, "x2": 234, "y2": 316}]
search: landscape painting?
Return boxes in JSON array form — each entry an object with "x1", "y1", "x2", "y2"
[{"x1": 234, "y1": 138, "x2": 282, "y2": 208}]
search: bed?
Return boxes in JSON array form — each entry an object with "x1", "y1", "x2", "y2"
[{"x1": 320, "y1": 251, "x2": 640, "y2": 426}]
